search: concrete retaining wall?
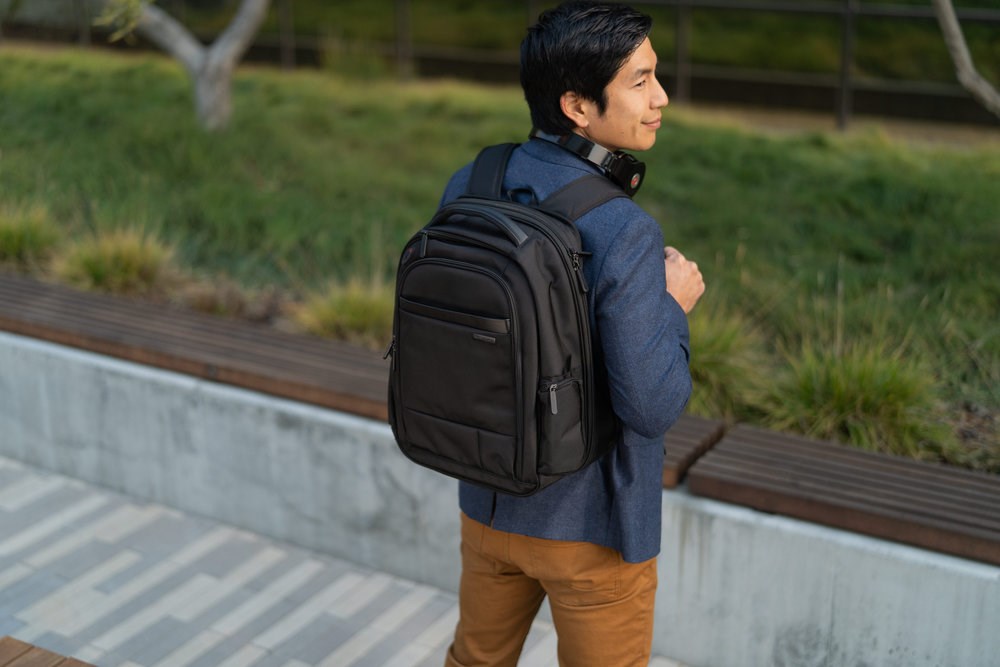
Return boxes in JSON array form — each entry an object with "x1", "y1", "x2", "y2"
[
  {"x1": 0, "y1": 332, "x2": 458, "y2": 591},
  {"x1": 656, "y1": 492, "x2": 999, "y2": 667},
  {"x1": 2, "y1": 331, "x2": 998, "y2": 666}
]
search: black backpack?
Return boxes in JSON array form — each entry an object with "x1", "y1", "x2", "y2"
[{"x1": 386, "y1": 143, "x2": 623, "y2": 496}]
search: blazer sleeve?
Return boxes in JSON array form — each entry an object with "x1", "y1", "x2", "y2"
[{"x1": 592, "y1": 210, "x2": 692, "y2": 440}]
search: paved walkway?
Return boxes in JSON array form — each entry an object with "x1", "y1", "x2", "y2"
[{"x1": 0, "y1": 457, "x2": 683, "y2": 667}]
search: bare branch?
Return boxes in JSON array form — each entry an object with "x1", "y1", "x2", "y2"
[
  {"x1": 932, "y1": 0, "x2": 1000, "y2": 119},
  {"x1": 134, "y1": 2, "x2": 204, "y2": 75},
  {"x1": 207, "y1": 0, "x2": 270, "y2": 69},
  {"x1": 95, "y1": 0, "x2": 270, "y2": 130}
]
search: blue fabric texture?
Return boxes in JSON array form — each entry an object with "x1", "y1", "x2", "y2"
[{"x1": 440, "y1": 139, "x2": 692, "y2": 563}]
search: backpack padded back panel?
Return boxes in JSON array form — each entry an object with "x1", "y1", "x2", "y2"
[{"x1": 387, "y1": 143, "x2": 623, "y2": 496}]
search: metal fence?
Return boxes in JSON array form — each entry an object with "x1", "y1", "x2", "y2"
[
  {"x1": 6, "y1": 0, "x2": 1000, "y2": 127},
  {"x1": 651, "y1": 0, "x2": 1000, "y2": 127}
]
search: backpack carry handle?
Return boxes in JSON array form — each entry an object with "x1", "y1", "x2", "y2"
[
  {"x1": 428, "y1": 143, "x2": 531, "y2": 247},
  {"x1": 431, "y1": 201, "x2": 529, "y2": 247}
]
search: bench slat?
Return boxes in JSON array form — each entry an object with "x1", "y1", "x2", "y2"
[
  {"x1": 688, "y1": 433, "x2": 1000, "y2": 566},
  {"x1": 722, "y1": 445, "x2": 1000, "y2": 508},
  {"x1": 728, "y1": 425, "x2": 999, "y2": 492},
  {"x1": 706, "y1": 437, "x2": 1000, "y2": 523},
  {"x1": 0, "y1": 313, "x2": 387, "y2": 419},
  {"x1": 0, "y1": 637, "x2": 32, "y2": 665},
  {"x1": 0, "y1": 279, "x2": 386, "y2": 380},
  {"x1": 0, "y1": 305, "x2": 387, "y2": 388},
  {"x1": 688, "y1": 463, "x2": 1000, "y2": 566},
  {"x1": 693, "y1": 455, "x2": 1000, "y2": 533},
  {"x1": 0, "y1": 637, "x2": 96, "y2": 667},
  {"x1": 0, "y1": 302, "x2": 381, "y2": 382},
  {"x1": 0, "y1": 275, "x2": 388, "y2": 420},
  {"x1": 662, "y1": 415, "x2": 726, "y2": 488}
]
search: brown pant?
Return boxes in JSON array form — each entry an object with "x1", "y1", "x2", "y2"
[{"x1": 445, "y1": 513, "x2": 658, "y2": 667}]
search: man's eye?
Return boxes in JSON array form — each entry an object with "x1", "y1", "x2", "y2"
[{"x1": 635, "y1": 79, "x2": 646, "y2": 88}]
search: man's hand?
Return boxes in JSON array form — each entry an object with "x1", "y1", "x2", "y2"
[{"x1": 664, "y1": 246, "x2": 704, "y2": 314}]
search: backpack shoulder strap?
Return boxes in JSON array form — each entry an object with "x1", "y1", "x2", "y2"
[
  {"x1": 466, "y1": 143, "x2": 519, "y2": 198},
  {"x1": 538, "y1": 174, "x2": 628, "y2": 222},
  {"x1": 467, "y1": 144, "x2": 627, "y2": 220}
]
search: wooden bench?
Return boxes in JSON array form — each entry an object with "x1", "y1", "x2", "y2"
[
  {"x1": 687, "y1": 424, "x2": 1000, "y2": 566},
  {"x1": 0, "y1": 273, "x2": 388, "y2": 421},
  {"x1": 0, "y1": 636, "x2": 95, "y2": 667},
  {"x1": 662, "y1": 414, "x2": 726, "y2": 488}
]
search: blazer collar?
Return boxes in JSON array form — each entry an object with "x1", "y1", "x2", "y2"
[{"x1": 522, "y1": 136, "x2": 605, "y2": 177}]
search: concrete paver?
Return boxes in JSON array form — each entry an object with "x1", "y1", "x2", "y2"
[
  {"x1": 0, "y1": 455, "x2": 687, "y2": 666},
  {"x1": 0, "y1": 456, "x2": 555, "y2": 666}
]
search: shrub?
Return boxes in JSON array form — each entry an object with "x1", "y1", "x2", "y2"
[
  {"x1": 763, "y1": 339, "x2": 956, "y2": 459},
  {"x1": 175, "y1": 276, "x2": 286, "y2": 323},
  {"x1": 0, "y1": 205, "x2": 59, "y2": 269},
  {"x1": 951, "y1": 402, "x2": 1000, "y2": 473},
  {"x1": 292, "y1": 279, "x2": 393, "y2": 350},
  {"x1": 53, "y1": 228, "x2": 177, "y2": 296},
  {"x1": 686, "y1": 302, "x2": 770, "y2": 421}
]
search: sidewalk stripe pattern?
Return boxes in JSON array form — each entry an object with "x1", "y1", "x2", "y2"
[{"x1": 0, "y1": 457, "x2": 568, "y2": 666}]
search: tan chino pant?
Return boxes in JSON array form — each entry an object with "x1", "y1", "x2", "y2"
[{"x1": 446, "y1": 512, "x2": 658, "y2": 667}]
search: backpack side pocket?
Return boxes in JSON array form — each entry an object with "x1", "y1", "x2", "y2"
[{"x1": 537, "y1": 375, "x2": 585, "y2": 475}]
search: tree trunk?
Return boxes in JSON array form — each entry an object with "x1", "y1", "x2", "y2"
[
  {"x1": 932, "y1": 0, "x2": 1000, "y2": 119},
  {"x1": 131, "y1": 0, "x2": 271, "y2": 131},
  {"x1": 194, "y1": 60, "x2": 234, "y2": 132}
]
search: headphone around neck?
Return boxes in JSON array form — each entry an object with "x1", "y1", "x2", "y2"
[{"x1": 529, "y1": 128, "x2": 646, "y2": 197}]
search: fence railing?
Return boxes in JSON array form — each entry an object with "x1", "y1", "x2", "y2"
[
  {"x1": 5, "y1": 0, "x2": 1000, "y2": 127},
  {"x1": 646, "y1": 0, "x2": 1000, "y2": 128}
]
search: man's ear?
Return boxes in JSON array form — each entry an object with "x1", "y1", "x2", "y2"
[{"x1": 559, "y1": 91, "x2": 592, "y2": 129}]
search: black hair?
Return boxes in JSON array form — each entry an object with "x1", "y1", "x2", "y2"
[{"x1": 520, "y1": 1, "x2": 653, "y2": 135}]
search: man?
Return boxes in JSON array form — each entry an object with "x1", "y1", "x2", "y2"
[{"x1": 440, "y1": 2, "x2": 704, "y2": 665}]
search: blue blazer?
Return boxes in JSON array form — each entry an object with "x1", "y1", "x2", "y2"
[{"x1": 440, "y1": 139, "x2": 692, "y2": 563}]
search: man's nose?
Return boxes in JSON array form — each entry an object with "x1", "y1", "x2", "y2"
[{"x1": 653, "y1": 77, "x2": 669, "y2": 108}]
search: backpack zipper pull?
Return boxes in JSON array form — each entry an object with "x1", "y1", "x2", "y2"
[
  {"x1": 571, "y1": 252, "x2": 589, "y2": 293},
  {"x1": 383, "y1": 336, "x2": 395, "y2": 360},
  {"x1": 549, "y1": 383, "x2": 559, "y2": 415},
  {"x1": 419, "y1": 231, "x2": 429, "y2": 258}
]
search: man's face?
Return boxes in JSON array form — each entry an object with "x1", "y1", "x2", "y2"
[{"x1": 574, "y1": 37, "x2": 668, "y2": 153}]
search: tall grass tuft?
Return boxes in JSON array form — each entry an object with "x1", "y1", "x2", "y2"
[
  {"x1": 292, "y1": 279, "x2": 393, "y2": 350},
  {"x1": 53, "y1": 228, "x2": 177, "y2": 296},
  {"x1": 686, "y1": 301, "x2": 770, "y2": 421},
  {"x1": 0, "y1": 205, "x2": 60, "y2": 270},
  {"x1": 763, "y1": 339, "x2": 956, "y2": 459}
]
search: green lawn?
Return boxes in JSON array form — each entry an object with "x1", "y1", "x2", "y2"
[{"x1": 1, "y1": 44, "x2": 997, "y2": 470}]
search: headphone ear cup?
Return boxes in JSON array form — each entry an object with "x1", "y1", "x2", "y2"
[
  {"x1": 529, "y1": 128, "x2": 645, "y2": 197},
  {"x1": 608, "y1": 152, "x2": 645, "y2": 197}
]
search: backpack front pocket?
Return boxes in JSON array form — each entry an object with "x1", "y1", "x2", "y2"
[{"x1": 398, "y1": 297, "x2": 516, "y2": 439}]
